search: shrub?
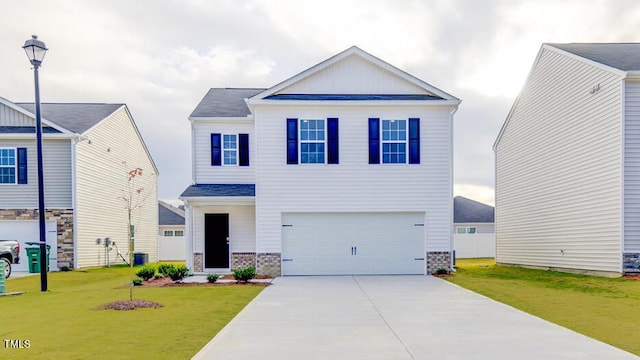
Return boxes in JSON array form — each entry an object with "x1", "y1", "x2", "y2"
[
  {"x1": 165, "y1": 265, "x2": 189, "y2": 282},
  {"x1": 132, "y1": 278, "x2": 143, "y2": 286},
  {"x1": 157, "y1": 263, "x2": 174, "y2": 277},
  {"x1": 136, "y1": 265, "x2": 156, "y2": 281},
  {"x1": 60, "y1": 266, "x2": 71, "y2": 272},
  {"x1": 233, "y1": 266, "x2": 256, "y2": 282},
  {"x1": 434, "y1": 267, "x2": 450, "y2": 275},
  {"x1": 207, "y1": 274, "x2": 219, "y2": 283},
  {"x1": 153, "y1": 273, "x2": 164, "y2": 280}
]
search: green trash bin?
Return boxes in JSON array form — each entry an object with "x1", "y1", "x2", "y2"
[{"x1": 26, "y1": 245, "x2": 50, "y2": 273}]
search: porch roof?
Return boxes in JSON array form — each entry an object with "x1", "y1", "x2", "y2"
[{"x1": 180, "y1": 184, "x2": 256, "y2": 197}]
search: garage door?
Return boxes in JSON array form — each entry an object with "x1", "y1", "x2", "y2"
[
  {"x1": 0, "y1": 220, "x2": 57, "y2": 272},
  {"x1": 282, "y1": 212, "x2": 425, "y2": 275}
]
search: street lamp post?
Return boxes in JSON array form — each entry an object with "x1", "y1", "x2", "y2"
[{"x1": 22, "y1": 35, "x2": 48, "y2": 292}]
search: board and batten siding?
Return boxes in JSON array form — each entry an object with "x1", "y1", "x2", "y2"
[
  {"x1": 74, "y1": 107, "x2": 158, "y2": 268},
  {"x1": 0, "y1": 102, "x2": 34, "y2": 126},
  {"x1": 624, "y1": 80, "x2": 640, "y2": 252},
  {"x1": 253, "y1": 104, "x2": 453, "y2": 254},
  {"x1": 281, "y1": 54, "x2": 430, "y2": 95},
  {"x1": 191, "y1": 205, "x2": 256, "y2": 255},
  {"x1": 495, "y1": 47, "x2": 624, "y2": 273},
  {"x1": 192, "y1": 121, "x2": 255, "y2": 184},
  {"x1": 0, "y1": 138, "x2": 72, "y2": 209}
]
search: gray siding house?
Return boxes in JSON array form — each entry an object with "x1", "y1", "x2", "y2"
[
  {"x1": 494, "y1": 43, "x2": 640, "y2": 275},
  {"x1": 453, "y1": 196, "x2": 495, "y2": 258},
  {"x1": 0, "y1": 97, "x2": 158, "y2": 270}
]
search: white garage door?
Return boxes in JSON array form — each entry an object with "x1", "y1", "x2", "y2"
[
  {"x1": 0, "y1": 220, "x2": 58, "y2": 272},
  {"x1": 282, "y1": 212, "x2": 425, "y2": 275}
]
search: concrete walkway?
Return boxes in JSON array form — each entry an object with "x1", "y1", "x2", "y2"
[{"x1": 192, "y1": 276, "x2": 639, "y2": 360}]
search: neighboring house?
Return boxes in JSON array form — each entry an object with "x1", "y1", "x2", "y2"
[
  {"x1": 0, "y1": 98, "x2": 158, "y2": 270},
  {"x1": 494, "y1": 43, "x2": 640, "y2": 275},
  {"x1": 181, "y1": 46, "x2": 460, "y2": 276},
  {"x1": 158, "y1": 200, "x2": 186, "y2": 261},
  {"x1": 453, "y1": 196, "x2": 495, "y2": 258}
]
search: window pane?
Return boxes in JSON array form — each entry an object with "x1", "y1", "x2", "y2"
[
  {"x1": 456, "y1": 227, "x2": 466, "y2": 234},
  {"x1": 175, "y1": 230, "x2": 184, "y2": 236},
  {"x1": 164, "y1": 230, "x2": 173, "y2": 236},
  {"x1": 468, "y1": 227, "x2": 476, "y2": 234}
]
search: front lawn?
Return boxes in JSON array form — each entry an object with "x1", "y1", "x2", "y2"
[
  {"x1": 1, "y1": 266, "x2": 264, "y2": 359},
  {"x1": 447, "y1": 258, "x2": 640, "y2": 356}
]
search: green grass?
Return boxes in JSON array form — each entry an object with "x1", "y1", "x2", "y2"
[
  {"x1": 447, "y1": 258, "x2": 640, "y2": 355},
  {"x1": 1, "y1": 265, "x2": 264, "y2": 359}
]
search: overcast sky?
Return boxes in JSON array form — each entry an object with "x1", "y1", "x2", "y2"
[{"x1": 2, "y1": 0, "x2": 640, "y2": 205}]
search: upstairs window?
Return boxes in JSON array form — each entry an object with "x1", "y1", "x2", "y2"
[
  {"x1": 0, "y1": 148, "x2": 16, "y2": 184},
  {"x1": 300, "y1": 119, "x2": 325, "y2": 164},
  {"x1": 382, "y1": 120, "x2": 407, "y2": 164},
  {"x1": 456, "y1": 226, "x2": 477, "y2": 234},
  {"x1": 223, "y1": 134, "x2": 237, "y2": 166}
]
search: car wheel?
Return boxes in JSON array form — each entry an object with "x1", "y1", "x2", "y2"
[{"x1": 2, "y1": 257, "x2": 11, "y2": 279}]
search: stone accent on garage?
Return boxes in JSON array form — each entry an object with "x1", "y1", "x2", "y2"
[
  {"x1": 256, "y1": 252, "x2": 281, "y2": 277},
  {"x1": 427, "y1": 251, "x2": 451, "y2": 274},
  {"x1": 231, "y1": 252, "x2": 256, "y2": 270},
  {"x1": 0, "y1": 209, "x2": 74, "y2": 269},
  {"x1": 193, "y1": 252, "x2": 204, "y2": 272}
]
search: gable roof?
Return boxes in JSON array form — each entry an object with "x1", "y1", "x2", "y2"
[
  {"x1": 16, "y1": 103, "x2": 123, "y2": 134},
  {"x1": 250, "y1": 46, "x2": 460, "y2": 103},
  {"x1": 190, "y1": 88, "x2": 265, "y2": 118},
  {"x1": 159, "y1": 201, "x2": 185, "y2": 226},
  {"x1": 548, "y1": 43, "x2": 640, "y2": 72},
  {"x1": 454, "y1": 196, "x2": 494, "y2": 223},
  {"x1": 180, "y1": 184, "x2": 255, "y2": 197}
]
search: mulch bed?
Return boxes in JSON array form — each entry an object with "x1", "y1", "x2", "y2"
[
  {"x1": 98, "y1": 300, "x2": 163, "y2": 311},
  {"x1": 623, "y1": 274, "x2": 640, "y2": 280},
  {"x1": 136, "y1": 276, "x2": 271, "y2": 287}
]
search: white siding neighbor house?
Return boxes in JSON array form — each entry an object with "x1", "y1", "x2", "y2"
[
  {"x1": 453, "y1": 196, "x2": 495, "y2": 258},
  {"x1": 494, "y1": 43, "x2": 640, "y2": 276},
  {"x1": 158, "y1": 200, "x2": 185, "y2": 261},
  {"x1": 181, "y1": 46, "x2": 460, "y2": 276},
  {"x1": 0, "y1": 98, "x2": 158, "y2": 270}
]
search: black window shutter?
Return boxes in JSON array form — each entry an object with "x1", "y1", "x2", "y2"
[
  {"x1": 239, "y1": 134, "x2": 250, "y2": 166},
  {"x1": 327, "y1": 118, "x2": 339, "y2": 164},
  {"x1": 368, "y1": 118, "x2": 380, "y2": 164},
  {"x1": 211, "y1": 133, "x2": 222, "y2": 166},
  {"x1": 286, "y1": 118, "x2": 298, "y2": 164},
  {"x1": 408, "y1": 118, "x2": 420, "y2": 164},
  {"x1": 17, "y1": 147, "x2": 27, "y2": 184}
]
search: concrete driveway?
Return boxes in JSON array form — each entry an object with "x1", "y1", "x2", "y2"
[{"x1": 193, "y1": 276, "x2": 639, "y2": 360}]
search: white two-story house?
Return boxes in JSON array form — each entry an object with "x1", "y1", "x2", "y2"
[
  {"x1": 181, "y1": 46, "x2": 460, "y2": 276},
  {"x1": 0, "y1": 97, "x2": 158, "y2": 270}
]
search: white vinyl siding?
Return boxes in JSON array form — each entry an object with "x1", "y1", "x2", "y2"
[
  {"x1": 0, "y1": 139, "x2": 72, "y2": 208},
  {"x1": 191, "y1": 205, "x2": 255, "y2": 254},
  {"x1": 254, "y1": 105, "x2": 453, "y2": 254},
  {"x1": 495, "y1": 47, "x2": 623, "y2": 273},
  {"x1": 280, "y1": 54, "x2": 431, "y2": 95},
  {"x1": 75, "y1": 107, "x2": 158, "y2": 268},
  {"x1": 192, "y1": 121, "x2": 254, "y2": 184},
  {"x1": 0, "y1": 103, "x2": 35, "y2": 126},
  {"x1": 624, "y1": 80, "x2": 640, "y2": 251}
]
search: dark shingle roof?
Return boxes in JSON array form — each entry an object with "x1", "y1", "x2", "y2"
[
  {"x1": 159, "y1": 201, "x2": 185, "y2": 226},
  {"x1": 15, "y1": 103, "x2": 123, "y2": 134},
  {"x1": 549, "y1": 43, "x2": 640, "y2": 71},
  {"x1": 454, "y1": 196, "x2": 494, "y2": 223},
  {"x1": 190, "y1": 88, "x2": 265, "y2": 118},
  {"x1": 264, "y1": 94, "x2": 444, "y2": 101},
  {"x1": 180, "y1": 184, "x2": 255, "y2": 197},
  {"x1": 0, "y1": 126, "x2": 61, "y2": 133}
]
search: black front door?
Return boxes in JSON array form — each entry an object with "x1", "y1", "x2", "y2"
[{"x1": 204, "y1": 214, "x2": 229, "y2": 268}]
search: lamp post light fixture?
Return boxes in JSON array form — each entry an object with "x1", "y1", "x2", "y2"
[{"x1": 23, "y1": 35, "x2": 48, "y2": 292}]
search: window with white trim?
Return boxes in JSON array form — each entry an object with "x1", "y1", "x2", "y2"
[
  {"x1": 456, "y1": 226, "x2": 477, "y2": 234},
  {"x1": 174, "y1": 230, "x2": 184, "y2": 236},
  {"x1": 381, "y1": 119, "x2": 407, "y2": 164},
  {"x1": 300, "y1": 119, "x2": 325, "y2": 164},
  {"x1": 163, "y1": 230, "x2": 174, "y2": 236},
  {"x1": 0, "y1": 148, "x2": 16, "y2": 184},
  {"x1": 223, "y1": 134, "x2": 237, "y2": 165}
]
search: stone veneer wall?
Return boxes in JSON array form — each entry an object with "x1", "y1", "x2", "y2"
[
  {"x1": 256, "y1": 252, "x2": 281, "y2": 277},
  {"x1": 231, "y1": 252, "x2": 256, "y2": 270},
  {"x1": 426, "y1": 251, "x2": 451, "y2": 274},
  {"x1": 0, "y1": 209, "x2": 74, "y2": 269},
  {"x1": 623, "y1": 253, "x2": 640, "y2": 273},
  {"x1": 193, "y1": 252, "x2": 203, "y2": 272}
]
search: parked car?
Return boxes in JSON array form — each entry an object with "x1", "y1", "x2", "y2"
[{"x1": 0, "y1": 240, "x2": 20, "y2": 278}]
